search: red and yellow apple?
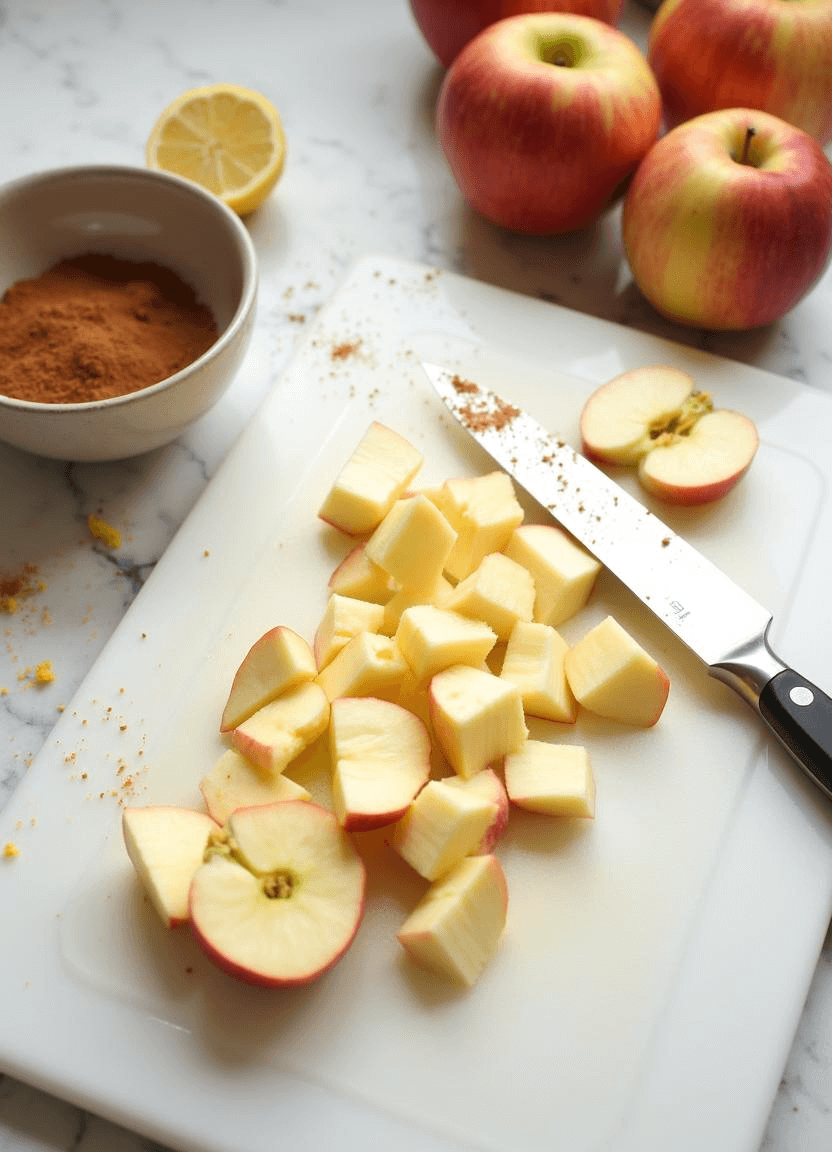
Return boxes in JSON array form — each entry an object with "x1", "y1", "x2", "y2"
[
  {"x1": 622, "y1": 108, "x2": 832, "y2": 331},
  {"x1": 648, "y1": 0, "x2": 832, "y2": 146},
  {"x1": 409, "y1": 0, "x2": 624, "y2": 69},
  {"x1": 436, "y1": 12, "x2": 662, "y2": 234}
]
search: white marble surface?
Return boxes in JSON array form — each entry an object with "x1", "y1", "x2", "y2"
[{"x1": 1, "y1": 1, "x2": 831, "y2": 1150}]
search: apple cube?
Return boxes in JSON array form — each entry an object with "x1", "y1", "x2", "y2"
[
  {"x1": 429, "y1": 663, "x2": 527, "y2": 778},
  {"x1": 329, "y1": 696, "x2": 431, "y2": 830},
  {"x1": 505, "y1": 523, "x2": 602, "y2": 627},
  {"x1": 444, "y1": 551, "x2": 535, "y2": 641},
  {"x1": 316, "y1": 630, "x2": 408, "y2": 702},
  {"x1": 231, "y1": 681, "x2": 330, "y2": 774},
  {"x1": 328, "y1": 543, "x2": 393, "y2": 604},
  {"x1": 380, "y1": 574, "x2": 453, "y2": 636},
  {"x1": 504, "y1": 741, "x2": 595, "y2": 817},
  {"x1": 220, "y1": 626, "x2": 317, "y2": 732},
  {"x1": 122, "y1": 805, "x2": 218, "y2": 928},
  {"x1": 364, "y1": 494, "x2": 457, "y2": 595},
  {"x1": 189, "y1": 800, "x2": 366, "y2": 986},
  {"x1": 397, "y1": 854, "x2": 508, "y2": 987},
  {"x1": 442, "y1": 768, "x2": 509, "y2": 853},
  {"x1": 318, "y1": 421, "x2": 423, "y2": 536},
  {"x1": 500, "y1": 620, "x2": 577, "y2": 723},
  {"x1": 200, "y1": 748, "x2": 311, "y2": 825},
  {"x1": 391, "y1": 777, "x2": 497, "y2": 880},
  {"x1": 564, "y1": 615, "x2": 670, "y2": 727},
  {"x1": 314, "y1": 593, "x2": 385, "y2": 670},
  {"x1": 435, "y1": 471, "x2": 525, "y2": 581},
  {"x1": 396, "y1": 604, "x2": 497, "y2": 683}
]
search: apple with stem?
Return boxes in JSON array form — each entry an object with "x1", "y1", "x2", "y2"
[
  {"x1": 436, "y1": 12, "x2": 661, "y2": 234},
  {"x1": 622, "y1": 108, "x2": 832, "y2": 331},
  {"x1": 580, "y1": 365, "x2": 759, "y2": 505},
  {"x1": 409, "y1": 0, "x2": 624, "y2": 68},
  {"x1": 648, "y1": 0, "x2": 832, "y2": 146},
  {"x1": 189, "y1": 800, "x2": 366, "y2": 986}
]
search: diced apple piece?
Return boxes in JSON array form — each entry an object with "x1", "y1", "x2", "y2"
[
  {"x1": 429, "y1": 664, "x2": 527, "y2": 778},
  {"x1": 500, "y1": 620, "x2": 577, "y2": 723},
  {"x1": 316, "y1": 630, "x2": 408, "y2": 702},
  {"x1": 365, "y1": 494, "x2": 457, "y2": 595},
  {"x1": 122, "y1": 805, "x2": 218, "y2": 928},
  {"x1": 318, "y1": 421, "x2": 423, "y2": 536},
  {"x1": 396, "y1": 604, "x2": 497, "y2": 683},
  {"x1": 444, "y1": 551, "x2": 535, "y2": 641},
  {"x1": 437, "y1": 471, "x2": 525, "y2": 581},
  {"x1": 391, "y1": 778, "x2": 497, "y2": 880},
  {"x1": 380, "y1": 575, "x2": 453, "y2": 636},
  {"x1": 397, "y1": 854, "x2": 508, "y2": 987},
  {"x1": 329, "y1": 697, "x2": 431, "y2": 830},
  {"x1": 397, "y1": 668, "x2": 433, "y2": 729},
  {"x1": 505, "y1": 524, "x2": 601, "y2": 627},
  {"x1": 220, "y1": 626, "x2": 317, "y2": 732},
  {"x1": 564, "y1": 615, "x2": 670, "y2": 727},
  {"x1": 200, "y1": 748, "x2": 311, "y2": 824},
  {"x1": 328, "y1": 544, "x2": 393, "y2": 604},
  {"x1": 580, "y1": 365, "x2": 696, "y2": 465},
  {"x1": 189, "y1": 801, "x2": 366, "y2": 986},
  {"x1": 638, "y1": 409, "x2": 759, "y2": 506},
  {"x1": 504, "y1": 741, "x2": 595, "y2": 817},
  {"x1": 443, "y1": 768, "x2": 509, "y2": 853},
  {"x1": 314, "y1": 593, "x2": 385, "y2": 670},
  {"x1": 231, "y1": 681, "x2": 330, "y2": 774}
]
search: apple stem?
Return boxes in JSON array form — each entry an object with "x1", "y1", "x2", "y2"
[{"x1": 739, "y1": 127, "x2": 756, "y2": 167}]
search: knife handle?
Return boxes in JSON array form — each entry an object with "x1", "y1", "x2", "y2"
[{"x1": 759, "y1": 669, "x2": 832, "y2": 800}]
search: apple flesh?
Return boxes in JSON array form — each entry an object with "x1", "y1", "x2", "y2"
[
  {"x1": 504, "y1": 741, "x2": 595, "y2": 817},
  {"x1": 318, "y1": 421, "x2": 423, "y2": 536},
  {"x1": 397, "y1": 854, "x2": 508, "y2": 987},
  {"x1": 564, "y1": 614, "x2": 669, "y2": 727},
  {"x1": 648, "y1": 0, "x2": 832, "y2": 146},
  {"x1": 434, "y1": 470, "x2": 524, "y2": 581},
  {"x1": 230, "y1": 681, "x2": 330, "y2": 774},
  {"x1": 315, "y1": 630, "x2": 408, "y2": 702},
  {"x1": 442, "y1": 768, "x2": 509, "y2": 853},
  {"x1": 329, "y1": 696, "x2": 431, "y2": 831},
  {"x1": 314, "y1": 593, "x2": 385, "y2": 670},
  {"x1": 444, "y1": 551, "x2": 535, "y2": 641},
  {"x1": 221, "y1": 626, "x2": 317, "y2": 732},
  {"x1": 437, "y1": 12, "x2": 661, "y2": 234},
  {"x1": 409, "y1": 0, "x2": 624, "y2": 69},
  {"x1": 581, "y1": 365, "x2": 759, "y2": 505},
  {"x1": 430, "y1": 663, "x2": 528, "y2": 778},
  {"x1": 122, "y1": 806, "x2": 218, "y2": 927},
  {"x1": 365, "y1": 494, "x2": 457, "y2": 595},
  {"x1": 200, "y1": 748, "x2": 311, "y2": 825},
  {"x1": 622, "y1": 108, "x2": 832, "y2": 331},
  {"x1": 500, "y1": 619, "x2": 577, "y2": 723},
  {"x1": 396, "y1": 603, "x2": 497, "y2": 684},
  {"x1": 392, "y1": 777, "x2": 498, "y2": 880},
  {"x1": 328, "y1": 543, "x2": 393, "y2": 604},
  {"x1": 189, "y1": 801, "x2": 365, "y2": 986},
  {"x1": 505, "y1": 523, "x2": 601, "y2": 627}
]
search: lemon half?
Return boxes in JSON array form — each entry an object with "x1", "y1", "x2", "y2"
[{"x1": 146, "y1": 83, "x2": 286, "y2": 216}]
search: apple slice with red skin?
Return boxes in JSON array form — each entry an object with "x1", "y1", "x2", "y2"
[
  {"x1": 189, "y1": 800, "x2": 366, "y2": 987},
  {"x1": 122, "y1": 805, "x2": 219, "y2": 928},
  {"x1": 442, "y1": 768, "x2": 509, "y2": 853},
  {"x1": 580, "y1": 365, "x2": 758, "y2": 505}
]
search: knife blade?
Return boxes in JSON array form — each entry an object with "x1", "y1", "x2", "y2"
[{"x1": 423, "y1": 359, "x2": 832, "y2": 800}]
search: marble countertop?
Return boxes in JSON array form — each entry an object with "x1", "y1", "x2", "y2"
[{"x1": 2, "y1": 1, "x2": 832, "y2": 1150}]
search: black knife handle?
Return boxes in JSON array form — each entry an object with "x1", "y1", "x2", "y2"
[{"x1": 759, "y1": 669, "x2": 832, "y2": 799}]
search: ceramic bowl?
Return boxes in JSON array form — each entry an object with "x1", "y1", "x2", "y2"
[{"x1": 0, "y1": 164, "x2": 257, "y2": 461}]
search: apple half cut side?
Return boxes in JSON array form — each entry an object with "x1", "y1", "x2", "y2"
[
  {"x1": 122, "y1": 805, "x2": 219, "y2": 928},
  {"x1": 189, "y1": 800, "x2": 366, "y2": 987},
  {"x1": 329, "y1": 696, "x2": 431, "y2": 831},
  {"x1": 638, "y1": 408, "x2": 759, "y2": 506},
  {"x1": 580, "y1": 365, "x2": 698, "y2": 465}
]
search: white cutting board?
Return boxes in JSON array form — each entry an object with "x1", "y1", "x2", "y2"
[{"x1": 2, "y1": 254, "x2": 832, "y2": 1152}]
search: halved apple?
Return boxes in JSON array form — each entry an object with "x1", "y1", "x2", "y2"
[
  {"x1": 231, "y1": 681, "x2": 330, "y2": 774},
  {"x1": 221, "y1": 626, "x2": 317, "y2": 732},
  {"x1": 329, "y1": 696, "x2": 431, "y2": 830},
  {"x1": 189, "y1": 800, "x2": 366, "y2": 986},
  {"x1": 580, "y1": 366, "x2": 758, "y2": 505},
  {"x1": 397, "y1": 854, "x2": 508, "y2": 987},
  {"x1": 564, "y1": 615, "x2": 669, "y2": 727},
  {"x1": 200, "y1": 748, "x2": 311, "y2": 824},
  {"x1": 122, "y1": 805, "x2": 218, "y2": 927}
]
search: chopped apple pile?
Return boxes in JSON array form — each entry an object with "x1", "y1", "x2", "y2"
[
  {"x1": 123, "y1": 419, "x2": 674, "y2": 992},
  {"x1": 580, "y1": 365, "x2": 759, "y2": 506}
]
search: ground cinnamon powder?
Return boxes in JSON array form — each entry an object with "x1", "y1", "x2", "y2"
[{"x1": 0, "y1": 253, "x2": 218, "y2": 404}]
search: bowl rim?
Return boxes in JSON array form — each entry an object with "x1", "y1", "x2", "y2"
[{"x1": 0, "y1": 163, "x2": 259, "y2": 414}]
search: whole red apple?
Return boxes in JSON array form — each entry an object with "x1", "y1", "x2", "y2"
[
  {"x1": 622, "y1": 107, "x2": 832, "y2": 331},
  {"x1": 649, "y1": 0, "x2": 832, "y2": 146},
  {"x1": 409, "y1": 0, "x2": 624, "y2": 68},
  {"x1": 436, "y1": 13, "x2": 661, "y2": 235}
]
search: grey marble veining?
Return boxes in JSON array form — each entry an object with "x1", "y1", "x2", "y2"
[{"x1": 2, "y1": 1, "x2": 832, "y2": 1150}]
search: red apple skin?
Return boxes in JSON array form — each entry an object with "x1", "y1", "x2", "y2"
[
  {"x1": 622, "y1": 108, "x2": 832, "y2": 331},
  {"x1": 409, "y1": 0, "x2": 624, "y2": 69},
  {"x1": 649, "y1": 0, "x2": 832, "y2": 146},
  {"x1": 436, "y1": 13, "x2": 661, "y2": 235}
]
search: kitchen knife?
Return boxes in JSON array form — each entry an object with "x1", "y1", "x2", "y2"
[{"x1": 423, "y1": 359, "x2": 832, "y2": 800}]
